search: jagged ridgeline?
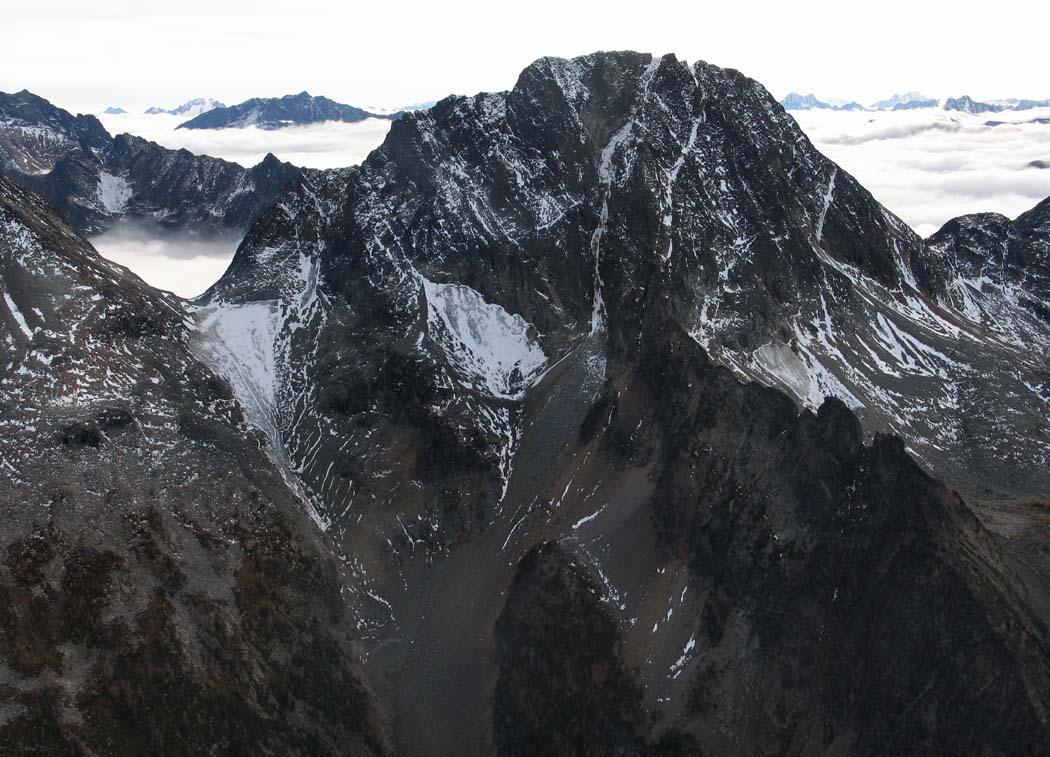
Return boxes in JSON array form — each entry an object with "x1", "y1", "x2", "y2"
[
  {"x1": 0, "y1": 89, "x2": 301, "y2": 236},
  {"x1": 3, "y1": 51, "x2": 1050, "y2": 755}
]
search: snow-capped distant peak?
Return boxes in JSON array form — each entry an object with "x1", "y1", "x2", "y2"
[
  {"x1": 781, "y1": 93, "x2": 833, "y2": 111},
  {"x1": 864, "y1": 92, "x2": 935, "y2": 110},
  {"x1": 145, "y1": 98, "x2": 226, "y2": 117},
  {"x1": 780, "y1": 93, "x2": 865, "y2": 112}
]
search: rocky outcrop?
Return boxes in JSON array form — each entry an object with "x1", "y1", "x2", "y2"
[
  {"x1": 926, "y1": 196, "x2": 1050, "y2": 336},
  {"x1": 0, "y1": 90, "x2": 110, "y2": 175}
]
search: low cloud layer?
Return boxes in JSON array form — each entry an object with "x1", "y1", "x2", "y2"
[
  {"x1": 98, "y1": 112, "x2": 393, "y2": 169},
  {"x1": 90, "y1": 224, "x2": 239, "y2": 299},
  {"x1": 792, "y1": 107, "x2": 1050, "y2": 236}
]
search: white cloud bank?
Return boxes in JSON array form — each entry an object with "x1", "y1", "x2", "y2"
[
  {"x1": 792, "y1": 107, "x2": 1050, "y2": 236},
  {"x1": 90, "y1": 225, "x2": 239, "y2": 299},
  {"x1": 97, "y1": 112, "x2": 393, "y2": 169}
]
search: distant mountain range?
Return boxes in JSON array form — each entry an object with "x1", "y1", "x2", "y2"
[
  {"x1": 365, "y1": 99, "x2": 439, "y2": 115},
  {"x1": 780, "y1": 93, "x2": 865, "y2": 112},
  {"x1": 782, "y1": 91, "x2": 1050, "y2": 113},
  {"x1": 868, "y1": 91, "x2": 938, "y2": 110},
  {"x1": 100, "y1": 94, "x2": 435, "y2": 128},
  {"x1": 175, "y1": 92, "x2": 398, "y2": 130},
  {"x1": 144, "y1": 97, "x2": 226, "y2": 118}
]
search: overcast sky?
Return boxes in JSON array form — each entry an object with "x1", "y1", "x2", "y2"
[{"x1": 3, "y1": 0, "x2": 1048, "y2": 114}]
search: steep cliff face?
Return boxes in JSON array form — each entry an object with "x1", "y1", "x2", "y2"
[
  {"x1": 191, "y1": 52, "x2": 1050, "y2": 754},
  {"x1": 0, "y1": 176, "x2": 389, "y2": 754},
  {"x1": 0, "y1": 90, "x2": 301, "y2": 237}
]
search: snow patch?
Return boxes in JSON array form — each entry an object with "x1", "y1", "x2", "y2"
[
  {"x1": 753, "y1": 337, "x2": 863, "y2": 412},
  {"x1": 815, "y1": 169, "x2": 837, "y2": 241},
  {"x1": 96, "y1": 173, "x2": 132, "y2": 214},
  {"x1": 423, "y1": 279, "x2": 547, "y2": 399},
  {"x1": 572, "y1": 503, "x2": 607, "y2": 531},
  {"x1": 670, "y1": 635, "x2": 697, "y2": 678},
  {"x1": 193, "y1": 300, "x2": 280, "y2": 444}
]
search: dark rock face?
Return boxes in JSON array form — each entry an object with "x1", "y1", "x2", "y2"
[
  {"x1": 0, "y1": 90, "x2": 110, "y2": 174},
  {"x1": 205, "y1": 49, "x2": 1049, "y2": 528},
  {"x1": 617, "y1": 322, "x2": 1049, "y2": 753},
  {"x1": 0, "y1": 176, "x2": 389, "y2": 754},
  {"x1": 493, "y1": 541, "x2": 663, "y2": 757},
  {"x1": 0, "y1": 90, "x2": 301, "y2": 236},
  {"x1": 101, "y1": 135, "x2": 300, "y2": 234},
  {"x1": 176, "y1": 91, "x2": 393, "y2": 130},
  {"x1": 188, "y1": 51, "x2": 1050, "y2": 754},
  {"x1": 489, "y1": 322, "x2": 1050, "y2": 754},
  {"x1": 927, "y1": 200, "x2": 1050, "y2": 334}
]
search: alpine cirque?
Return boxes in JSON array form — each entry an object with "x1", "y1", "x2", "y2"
[{"x1": 2, "y1": 52, "x2": 1049, "y2": 755}]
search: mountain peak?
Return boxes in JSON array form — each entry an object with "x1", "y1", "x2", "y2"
[
  {"x1": 192, "y1": 49, "x2": 1050, "y2": 753},
  {"x1": 944, "y1": 94, "x2": 1004, "y2": 114},
  {"x1": 780, "y1": 91, "x2": 832, "y2": 110},
  {"x1": 175, "y1": 91, "x2": 389, "y2": 130},
  {"x1": 144, "y1": 97, "x2": 225, "y2": 117}
]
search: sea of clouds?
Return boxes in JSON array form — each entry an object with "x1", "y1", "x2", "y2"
[
  {"x1": 791, "y1": 106, "x2": 1050, "y2": 236},
  {"x1": 90, "y1": 106, "x2": 1050, "y2": 296},
  {"x1": 97, "y1": 111, "x2": 394, "y2": 169},
  {"x1": 91, "y1": 223, "x2": 241, "y2": 299}
]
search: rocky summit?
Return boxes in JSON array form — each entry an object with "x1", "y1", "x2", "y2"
[{"x1": 2, "y1": 51, "x2": 1050, "y2": 755}]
